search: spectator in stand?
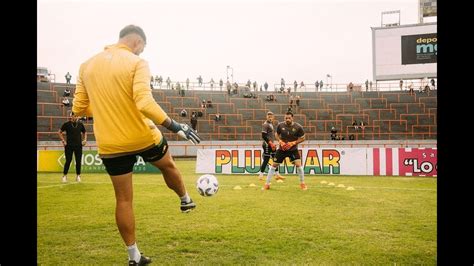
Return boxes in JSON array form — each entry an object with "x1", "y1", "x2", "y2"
[
  {"x1": 348, "y1": 82, "x2": 354, "y2": 91},
  {"x1": 166, "y1": 77, "x2": 171, "y2": 89},
  {"x1": 186, "y1": 78, "x2": 190, "y2": 90},
  {"x1": 215, "y1": 113, "x2": 221, "y2": 122},
  {"x1": 365, "y1": 80, "x2": 369, "y2": 91},
  {"x1": 210, "y1": 78, "x2": 215, "y2": 90},
  {"x1": 191, "y1": 112, "x2": 198, "y2": 132},
  {"x1": 293, "y1": 81, "x2": 298, "y2": 92},
  {"x1": 289, "y1": 95, "x2": 294, "y2": 108},
  {"x1": 281, "y1": 78, "x2": 286, "y2": 89},
  {"x1": 176, "y1": 82, "x2": 183, "y2": 96},
  {"x1": 430, "y1": 78, "x2": 436, "y2": 89},
  {"x1": 65, "y1": 72, "x2": 72, "y2": 84},
  {"x1": 369, "y1": 81, "x2": 373, "y2": 91},
  {"x1": 233, "y1": 82, "x2": 238, "y2": 94},
  {"x1": 423, "y1": 83, "x2": 430, "y2": 93},
  {"x1": 408, "y1": 82, "x2": 414, "y2": 95},
  {"x1": 246, "y1": 80, "x2": 251, "y2": 89},
  {"x1": 62, "y1": 97, "x2": 71, "y2": 107},
  {"x1": 206, "y1": 100, "x2": 213, "y2": 108},
  {"x1": 264, "y1": 81, "x2": 269, "y2": 91},
  {"x1": 219, "y1": 79, "x2": 223, "y2": 91},
  {"x1": 226, "y1": 80, "x2": 231, "y2": 95},
  {"x1": 359, "y1": 120, "x2": 365, "y2": 130},
  {"x1": 352, "y1": 120, "x2": 359, "y2": 131},
  {"x1": 150, "y1": 77, "x2": 154, "y2": 89},
  {"x1": 180, "y1": 109, "x2": 187, "y2": 117},
  {"x1": 197, "y1": 75, "x2": 203, "y2": 86},
  {"x1": 299, "y1": 81, "x2": 305, "y2": 90},
  {"x1": 253, "y1": 81, "x2": 257, "y2": 92},
  {"x1": 319, "y1": 80, "x2": 324, "y2": 90},
  {"x1": 63, "y1": 88, "x2": 71, "y2": 97},
  {"x1": 399, "y1": 79, "x2": 404, "y2": 91},
  {"x1": 295, "y1": 95, "x2": 300, "y2": 107},
  {"x1": 330, "y1": 126, "x2": 337, "y2": 140},
  {"x1": 157, "y1": 75, "x2": 163, "y2": 88},
  {"x1": 265, "y1": 94, "x2": 273, "y2": 102},
  {"x1": 243, "y1": 89, "x2": 252, "y2": 98},
  {"x1": 315, "y1": 80, "x2": 319, "y2": 91},
  {"x1": 201, "y1": 100, "x2": 207, "y2": 109}
]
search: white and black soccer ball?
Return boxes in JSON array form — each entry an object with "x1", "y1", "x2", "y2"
[{"x1": 196, "y1": 174, "x2": 219, "y2": 197}]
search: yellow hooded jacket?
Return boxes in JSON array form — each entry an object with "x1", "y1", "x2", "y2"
[{"x1": 72, "y1": 44, "x2": 167, "y2": 156}]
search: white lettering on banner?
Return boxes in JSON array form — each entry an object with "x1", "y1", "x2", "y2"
[
  {"x1": 84, "y1": 154, "x2": 95, "y2": 165},
  {"x1": 135, "y1": 156, "x2": 146, "y2": 166},
  {"x1": 80, "y1": 153, "x2": 103, "y2": 166},
  {"x1": 411, "y1": 159, "x2": 433, "y2": 173}
]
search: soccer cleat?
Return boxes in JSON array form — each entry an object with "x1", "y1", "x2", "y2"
[
  {"x1": 258, "y1": 173, "x2": 264, "y2": 181},
  {"x1": 76, "y1": 175, "x2": 81, "y2": 182},
  {"x1": 62, "y1": 176, "x2": 67, "y2": 183},
  {"x1": 275, "y1": 174, "x2": 285, "y2": 181},
  {"x1": 129, "y1": 254, "x2": 152, "y2": 265},
  {"x1": 263, "y1": 183, "x2": 270, "y2": 190},
  {"x1": 300, "y1": 183, "x2": 308, "y2": 190},
  {"x1": 180, "y1": 199, "x2": 196, "y2": 213}
]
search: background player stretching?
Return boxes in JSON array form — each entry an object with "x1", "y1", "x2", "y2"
[{"x1": 258, "y1": 111, "x2": 284, "y2": 181}]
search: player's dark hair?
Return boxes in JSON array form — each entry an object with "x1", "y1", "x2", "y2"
[
  {"x1": 285, "y1": 111, "x2": 293, "y2": 117},
  {"x1": 119, "y1": 25, "x2": 147, "y2": 43}
]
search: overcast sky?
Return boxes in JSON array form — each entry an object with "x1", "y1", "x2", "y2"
[{"x1": 38, "y1": 0, "x2": 429, "y2": 85}]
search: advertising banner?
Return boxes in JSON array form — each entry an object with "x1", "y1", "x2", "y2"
[
  {"x1": 196, "y1": 148, "x2": 368, "y2": 175},
  {"x1": 37, "y1": 150, "x2": 160, "y2": 173},
  {"x1": 398, "y1": 148, "x2": 437, "y2": 176},
  {"x1": 402, "y1": 33, "x2": 437, "y2": 65},
  {"x1": 367, "y1": 148, "x2": 437, "y2": 177}
]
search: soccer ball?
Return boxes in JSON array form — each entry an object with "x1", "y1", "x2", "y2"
[{"x1": 196, "y1": 174, "x2": 219, "y2": 197}]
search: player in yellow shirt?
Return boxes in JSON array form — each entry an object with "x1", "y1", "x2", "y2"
[{"x1": 72, "y1": 25, "x2": 200, "y2": 265}]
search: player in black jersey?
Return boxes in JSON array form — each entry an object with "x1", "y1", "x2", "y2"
[
  {"x1": 258, "y1": 111, "x2": 284, "y2": 181},
  {"x1": 263, "y1": 111, "x2": 307, "y2": 190},
  {"x1": 58, "y1": 113, "x2": 87, "y2": 183}
]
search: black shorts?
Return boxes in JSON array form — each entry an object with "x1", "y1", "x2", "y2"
[
  {"x1": 274, "y1": 149, "x2": 300, "y2": 164},
  {"x1": 262, "y1": 143, "x2": 276, "y2": 157},
  {"x1": 102, "y1": 138, "x2": 169, "y2": 176}
]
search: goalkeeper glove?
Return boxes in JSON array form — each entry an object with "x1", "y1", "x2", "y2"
[
  {"x1": 268, "y1": 140, "x2": 276, "y2": 151},
  {"x1": 167, "y1": 119, "x2": 201, "y2": 144},
  {"x1": 285, "y1": 141, "x2": 296, "y2": 150}
]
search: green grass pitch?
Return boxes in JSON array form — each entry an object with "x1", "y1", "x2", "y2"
[{"x1": 37, "y1": 159, "x2": 436, "y2": 264}]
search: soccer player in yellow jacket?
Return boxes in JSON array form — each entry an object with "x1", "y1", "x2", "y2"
[{"x1": 72, "y1": 25, "x2": 200, "y2": 265}]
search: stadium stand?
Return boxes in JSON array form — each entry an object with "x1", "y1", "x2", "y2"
[{"x1": 37, "y1": 82, "x2": 437, "y2": 142}]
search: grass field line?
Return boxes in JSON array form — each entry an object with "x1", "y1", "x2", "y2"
[{"x1": 37, "y1": 181, "x2": 436, "y2": 191}]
